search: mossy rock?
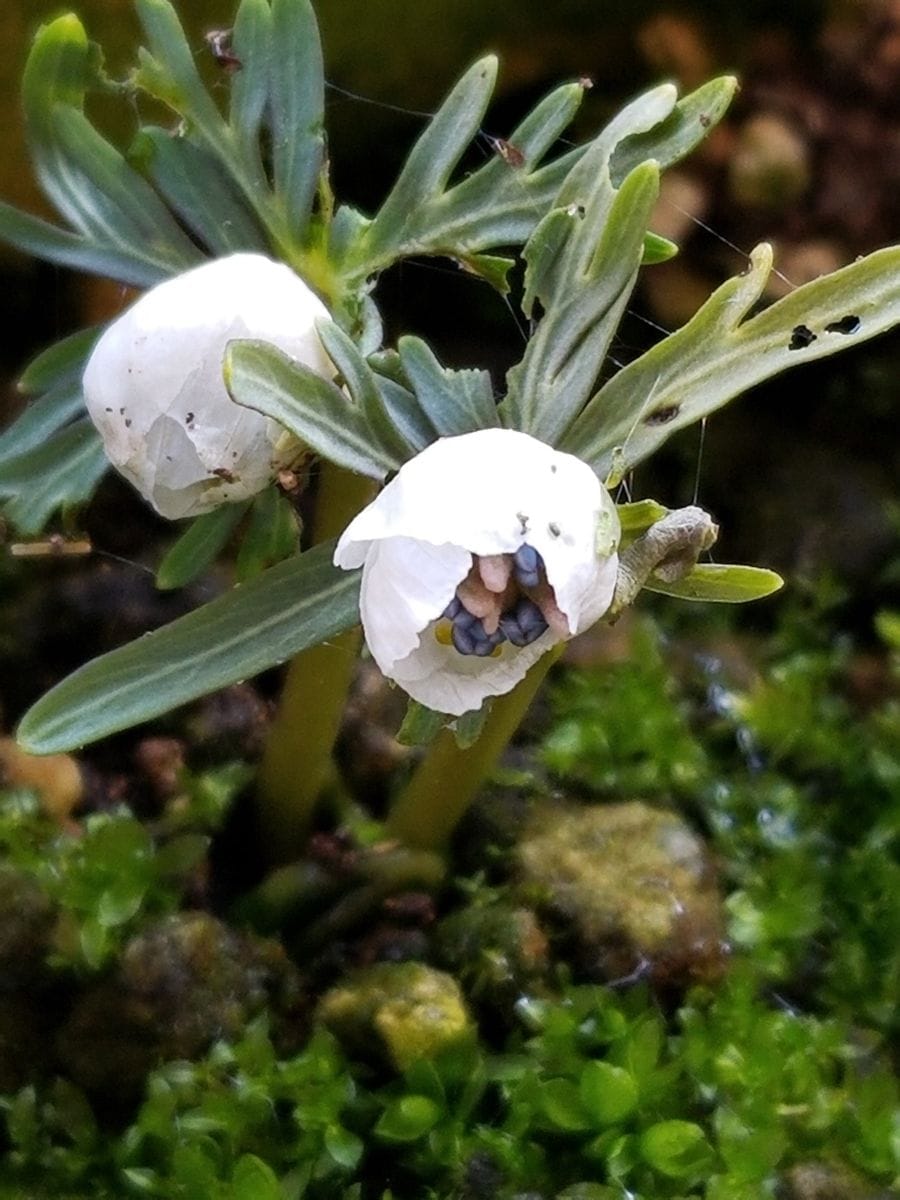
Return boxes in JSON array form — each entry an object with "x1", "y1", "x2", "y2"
[
  {"x1": 317, "y1": 961, "x2": 472, "y2": 1071},
  {"x1": 57, "y1": 911, "x2": 306, "y2": 1101},
  {"x1": 516, "y1": 800, "x2": 726, "y2": 986}
]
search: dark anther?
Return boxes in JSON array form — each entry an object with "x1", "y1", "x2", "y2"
[
  {"x1": 451, "y1": 624, "x2": 477, "y2": 656},
  {"x1": 499, "y1": 598, "x2": 548, "y2": 647},
  {"x1": 825, "y1": 314, "x2": 861, "y2": 335},
  {"x1": 644, "y1": 405, "x2": 680, "y2": 426},
  {"x1": 513, "y1": 544, "x2": 543, "y2": 588},
  {"x1": 442, "y1": 596, "x2": 462, "y2": 620},
  {"x1": 788, "y1": 324, "x2": 817, "y2": 351}
]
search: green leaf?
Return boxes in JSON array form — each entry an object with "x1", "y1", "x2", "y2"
[
  {"x1": 398, "y1": 336, "x2": 499, "y2": 436},
  {"x1": 270, "y1": 0, "x2": 325, "y2": 242},
  {"x1": 18, "y1": 325, "x2": 99, "y2": 394},
  {"x1": 579, "y1": 1062, "x2": 639, "y2": 1126},
  {"x1": 235, "y1": 488, "x2": 299, "y2": 581},
  {"x1": 23, "y1": 15, "x2": 200, "y2": 276},
  {"x1": 0, "y1": 200, "x2": 171, "y2": 288},
  {"x1": 540, "y1": 1078, "x2": 592, "y2": 1132},
  {"x1": 503, "y1": 161, "x2": 660, "y2": 444},
  {"x1": 875, "y1": 610, "x2": 900, "y2": 650},
  {"x1": 0, "y1": 418, "x2": 107, "y2": 535},
  {"x1": 231, "y1": 1153, "x2": 282, "y2": 1200},
  {"x1": 155, "y1": 502, "x2": 248, "y2": 590},
  {"x1": 17, "y1": 540, "x2": 360, "y2": 753},
  {"x1": 229, "y1": 0, "x2": 273, "y2": 158},
  {"x1": 639, "y1": 1120, "x2": 713, "y2": 1179},
  {"x1": 374, "y1": 1095, "x2": 442, "y2": 1143},
  {"x1": 452, "y1": 705, "x2": 490, "y2": 749},
  {"x1": 562, "y1": 243, "x2": 900, "y2": 477},
  {"x1": 643, "y1": 563, "x2": 785, "y2": 603},
  {"x1": 324, "y1": 1125, "x2": 364, "y2": 1170},
  {"x1": 616, "y1": 499, "x2": 669, "y2": 542},
  {"x1": 316, "y1": 322, "x2": 411, "y2": 466},
  {"x1": 397, "y1": 701, "x2": 447, "y2": 747},
  {"x1": 642, "y1": 231, "x2": 678, "y2": 264},
  {"x1": 225, "y1": 339, "x2": 393, "y2": 479},
  {"x1": 133, "y1": 127, "x2": 271, "y2": 255},
  {"x1": 0, "y1": 381, "x2": 84, "y2": 470},
  {"x1": 611, "y1": 75, "x2": 737, "y2": 183},
  {"x1": 361, "y1": 57, "x2": 498, "y2": 267}
]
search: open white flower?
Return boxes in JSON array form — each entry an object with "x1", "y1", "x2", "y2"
[
  {"x1": 334, "y1": 428, "x2": 621, "y2": 715},
  {"x1": 83, "y1": 253, "x2": 332, "y2": 519}
]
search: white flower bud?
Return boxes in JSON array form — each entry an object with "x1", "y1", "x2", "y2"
[
  {"x1": 335, "y1": 428, "x2": 621, "y2": 715},
  {"x1": 83, "y1": 253, "x2": 332, "y2": 519}
]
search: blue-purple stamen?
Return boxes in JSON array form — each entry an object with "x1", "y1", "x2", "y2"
[
  {"x1": 442, "y1": 596, "x2": 462, "y2": 619},
  {"x1": 448, "y1": 604, "x2": 510, "y2": 657},
  {"x1": 499, "y1": 597, "x2": 548, "y2": 647},
  {"x1": 513, "y1": 543, "x2": 544, "y2": 589}
]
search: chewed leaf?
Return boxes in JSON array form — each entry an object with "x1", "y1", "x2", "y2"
[
  {"x1": 563, "y1": 242, "x2": 900, "y2": 477},
  {"x1": 644, "y1": 564, "x2": 784, "y2": 603}
]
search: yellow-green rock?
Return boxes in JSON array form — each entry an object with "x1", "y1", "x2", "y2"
[{"x1": 317, "y1": 961, "x2": 472, "y2": 1071}]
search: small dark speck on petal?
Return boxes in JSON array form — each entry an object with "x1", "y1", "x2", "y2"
[
  {"x1": 548, "y1": 522, "x2": 561, "y2": 537},
  {"x1": 644, "y1": 405, "x2": 680, "y2": 426},
  {"x1": 789, "y1": 324, "x2": 817, "y2": 350},
  {"x1": 185, "y1": 412, "x2": 195, "y2": 424},
  {"x1": 825, "y1": 314, "x2": 861, "y2": 335},
  {"x1": 124, "y1": 419, "x2": 132, "y2": 428}
]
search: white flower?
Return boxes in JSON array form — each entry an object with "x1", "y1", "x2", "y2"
[
  {"x1": 334, "y1": 428, "x2": 620, "y2": 715},
  {"x1": 83, "y1": 253, "x2": 332, "y2": 519}
]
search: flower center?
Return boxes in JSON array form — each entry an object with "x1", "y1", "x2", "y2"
[{"x1": 437, "y1": 544, "x2": 568, "y2": 657}]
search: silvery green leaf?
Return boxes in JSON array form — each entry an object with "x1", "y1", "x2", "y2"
[
  {"x1": 0, "y1": 419, "x2": 107, "y2": 535},
  {"x1": 224, "y1": 340, "x2": 393, "y2": 479},
  {"x1": 503, "y1": 162, "x2": 660, "y2": 445},
  {"x1": 133, "y1": 127, "x2": 270, "y2": 255},
  {"x1": 562, "y1": 242, "x2": 900, "y2": 479},
  {"x1": 17, "y1": 540, "x2": 360, "y2": 754},
  {"x1": 315, "y1": 322, "x2": 411, "y2": 466},
  {"x1": 398, "y1": 336, "x2": 499, "y2": 437},
  {"x1": 644, "y1": 564, "x2": 784, "y2": 603},
  {"x1": 270, "y1": 0, "x2": 325, "y2": 242},
  {"x1": 20, "y1": 15, "x2": 200, "y2": 279},
  {"x1": 155, "y1": 502, "x2": 248, "y2": 591}
]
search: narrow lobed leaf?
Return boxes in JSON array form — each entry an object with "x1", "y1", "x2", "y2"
[
  {"x1": 563, "y1": 243, "x2": 900, "y2": 477},
  {"x1": 155, "y1": 502, "x2": 249, "y2": 590},
  {"x1": 644, "y1": 563, "x2": 785, "y2": 603},
  {"x1": 398, "y1": 336, "x2": 499, "y2": 437},
  {"x1": 225, "y1": 339, "x2": 393, "y2": 479},
  {"x1": 18, "y1": 540, "x2": 360, "y2": 754}
]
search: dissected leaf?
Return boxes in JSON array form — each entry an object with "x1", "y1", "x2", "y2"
[
  {"x1": 398, "y1": 337, "x2": 499, "y2": 437},
  {"x1": 0, "y1": 419, "x2": 107, "y2": 535},
  {"x1": 562, "y1": 243, "x2": 900, "y2": 478},
  {"x1": 225, "y1": 340, "x2": 394, "y2": 479}
]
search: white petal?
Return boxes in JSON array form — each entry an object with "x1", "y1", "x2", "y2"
[
  {"x1": 391, "y1": 623, "x2": 557, "y2": 716},
  {"x1": 84, "y1": 254, "x2": 332, "y2": 519},
  {"x1": 360, "y1": 537, "x2": 470, "y2": 672}
]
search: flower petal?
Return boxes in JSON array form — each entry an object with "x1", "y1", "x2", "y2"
[{"x1": 84, "y1": 253, "x2": 332, "y2": 519}]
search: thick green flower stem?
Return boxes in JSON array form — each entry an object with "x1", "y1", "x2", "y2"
[
  {"x1": 385, "y1": 645, "x2": 565, "y2": 852},
  {"x1": 256, "y1": 463, "x2": 374, "y2": 861}
]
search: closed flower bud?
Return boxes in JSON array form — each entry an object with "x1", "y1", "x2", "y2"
[{"x1": 83, "y1": 253, "x2": 332, "y2": 519}]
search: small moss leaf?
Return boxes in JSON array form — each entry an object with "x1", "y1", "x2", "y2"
[
  {"x1": 640, "y1": 1119, "x2": 714, "y2": 1179},
  {"x1": 375, "y1": 1095, "x2": 442, "y2": 1143},
  {"x1": 579, "y1": 1061, "x2": 639, "y2": 1126}
]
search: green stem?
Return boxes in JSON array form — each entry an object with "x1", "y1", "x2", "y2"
[
  {"x1": 385, "y1": 645, "x2": 564, "y2": 851},
  {"x1": 256, "y1": 462, "x2": 373, "y2": 861}
]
